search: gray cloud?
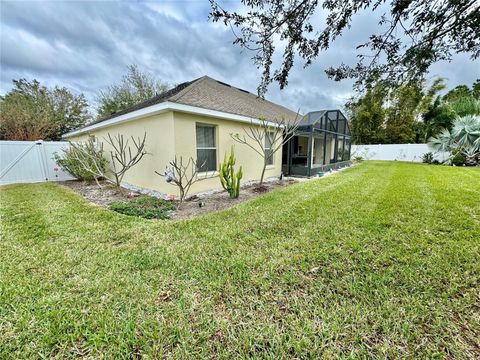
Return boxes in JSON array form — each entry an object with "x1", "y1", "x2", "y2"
[{"x1": 1, "y1": 1, "x2": 479, "y2": 116}]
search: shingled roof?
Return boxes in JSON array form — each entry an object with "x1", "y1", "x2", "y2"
[{"x1": 93, "y1": 76, "x2": 300, "y2": 126}]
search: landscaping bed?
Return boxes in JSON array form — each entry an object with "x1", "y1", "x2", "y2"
[{"x1": 61, "y1": 178, "x2": 298, "y2": 220}]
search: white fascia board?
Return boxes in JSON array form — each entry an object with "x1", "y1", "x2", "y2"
[{"x1": 63, "y1": 101, "x2": 281, "y2": 138}]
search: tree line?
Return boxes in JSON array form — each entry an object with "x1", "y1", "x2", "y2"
[
  {"x1": 347, "y1": 79, "x2": 480, "y2": 145},
  {"x1": 0, "y1": 65, "x2": 169, "y2": 141}
]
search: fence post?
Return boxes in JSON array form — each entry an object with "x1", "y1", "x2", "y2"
[{"x1": 36, "y1": 141, "x2": 50, "y2": 181}]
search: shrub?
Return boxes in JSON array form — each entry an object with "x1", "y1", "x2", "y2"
[
  {"x1": 352, "y1": 155, "x2": 364, "y2": 162},
  {"x1": 422, "y1": 152, "x2": 434, "y2": 164},
  {"x1": 450, "y1": 148, "x2": 467, "y2": 166},
  {"x1": 55, "y1": 137, "x2": 107, "y2": 182},
  {"x1": 110, "y1": 196, "x2": 175, "y2": 219}
]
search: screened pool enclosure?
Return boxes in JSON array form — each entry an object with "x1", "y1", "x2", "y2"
[{"x1": 282, "y1": 110, "x2": 352, "y2": 176}]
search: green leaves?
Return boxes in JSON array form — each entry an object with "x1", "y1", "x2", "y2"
[
  {"x1": 110, "y1": 196, "x2": 175, "y2": 219},
  {"x1": 96, "y1": 65, "x2": 169, "y2": 119},
  {"x1": 0, "y1": 79, "x2": 90, "y2": 141},
  {"x1": 54, "y1": 137, "x2": 108, "y2": 183},
  {"x1": 428, "y1": 115, "x2": 480, "y2": 165},
  {"x1": 210, "y1": 0, "x2": 479, "y2": 94}
]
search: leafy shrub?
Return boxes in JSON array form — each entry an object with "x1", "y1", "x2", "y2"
[
  {"x1": 110, "y1": 196, "x2": 175, "y2": 219},
  {"x1": 55, "y1": 137, "x2": 107, "y2": 182},
  {"x1": 450, "y1": 148, "x2": 467, "y2": 166},
  {"x1": 422, "y1": 152, "x2": 434, "y2": 164}
]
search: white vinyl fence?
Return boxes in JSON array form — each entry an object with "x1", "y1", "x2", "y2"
[
  {"x1": 0, "y1": 140, "x2": 75, "y2": 185},
  {"x1": 351, "y1": 144, "x2": 449, "y2": 163}
]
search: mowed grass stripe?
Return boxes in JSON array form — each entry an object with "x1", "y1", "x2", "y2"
[{"x1": 0, "y1": 161, "x2": 479, "y2": 358}]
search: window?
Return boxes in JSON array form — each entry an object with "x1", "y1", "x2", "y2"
[
  {"x1": 265, "y1": 131, "x2": 274, "y2": 166},
  {"x1": 196, "y1": 123, "x2": 216, "y2": 172}
]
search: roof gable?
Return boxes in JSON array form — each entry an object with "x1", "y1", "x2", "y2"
[
  {"x1": 169, "y1": 76, "x2": 300, "y2": 123},
  {"x1": 91, "y1": 76, "x2": 300, "y2": 127}
]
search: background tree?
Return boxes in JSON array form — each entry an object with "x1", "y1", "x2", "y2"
[
  {"x1": 97, "y1": 65, "x2": 170, "y2": 118},
  {"x1": 443, "y1": 85, "x2": 473, "y2": 103},
  {"x1": 472, "y1": 80, "x2": 480, "y2": 99},
  {"x1": 347, "y1": 78, "x2": 446, "y2": 144},
  {"x1": 0, "y1": 79, "x2": 90, "y2": 141},
  {"x1": 422, "y1": 97, "x2": 457, "y2": 140},
  {"x1": 346, "y1": 82, "x2": 386, "y2": 144},
  {"x1": 449, "y1": 97, "x2": 480, "y2": 118},
  {"x1": 210, "y1": 0, "x2": 479, "y2": 96},
  {"x1": 421, "y1": 79, "x2": 480, "y2": 140},
  {"x1": 384, "y1": 85, "x2": 423, "y2": 143}
]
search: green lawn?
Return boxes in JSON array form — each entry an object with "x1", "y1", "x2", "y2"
[{"x1": 1, "y1": 161, "x2": 479, "y2": 359}]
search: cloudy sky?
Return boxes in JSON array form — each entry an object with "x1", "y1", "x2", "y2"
[{"x1": 1, "y1": 0, "x2": 478, "y2": 115}]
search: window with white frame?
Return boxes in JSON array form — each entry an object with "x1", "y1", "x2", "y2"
[
  {"x1": 196, "y1": 123, "x2": 217, "y2": 172},
  {"x1": 265, "y1": 131, "x2": 274, "y2": 166}
]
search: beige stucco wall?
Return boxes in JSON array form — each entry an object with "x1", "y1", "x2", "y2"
[
  {"x1": 172, "y1": 112, "x2": 281, "y2": 194},
  {"x1": 68, "y1": 110, "x2": 282, "y2": 196},
  {"x1": 69, "y1": 112, "x2": 175, "y2": 193}
]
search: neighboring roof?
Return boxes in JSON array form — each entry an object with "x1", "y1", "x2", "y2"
[{"x1": 83, "y1": 75, "x2": 301, "y2": 130}]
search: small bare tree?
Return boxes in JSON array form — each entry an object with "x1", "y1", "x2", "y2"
[
  {"x1": 155, "y1": 156, "x2": 212, "y2": 208},
  {"x1": 231, "y1": 115, "x2": 301, "y2": 185},
  {"x1": 58, "y1": 132, "x2": 147, "y2": 188},
  {"x1": 104, "y1": 132, "x2": 148, "y2": 186}
]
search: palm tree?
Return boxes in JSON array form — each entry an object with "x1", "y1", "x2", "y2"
[
  {"x1": 428, "y1": 115, "x2": 480, "y2": 165},
  {"x1": 452, "y1": 115, "x2": 480, "y2": 149}
]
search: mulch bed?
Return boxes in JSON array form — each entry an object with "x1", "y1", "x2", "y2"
[
  {"x1": 62, "y1": 181, "x2": 127, "y2": 207},
  {"x1": 61, "y1": 179, "x2": 298, "y2": 220}
]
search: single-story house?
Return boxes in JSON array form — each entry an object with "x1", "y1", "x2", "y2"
[{"x1": 64, "y1": 76, "x2": 351, "y2": 196}]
